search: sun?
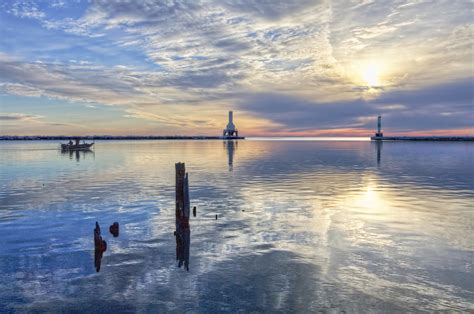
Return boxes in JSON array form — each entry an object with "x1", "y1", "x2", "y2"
[{"x1": 361, "y1": 63, "x2": 380, "y2": 87}]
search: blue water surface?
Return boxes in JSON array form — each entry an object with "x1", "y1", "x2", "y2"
[{"x1": 0, "y1": 139, "x2": 473, "y2": 312}]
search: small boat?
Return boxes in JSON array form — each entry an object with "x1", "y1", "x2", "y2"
[{"x1": 61, "y1": 140, "x2": 94, "y2": 151}]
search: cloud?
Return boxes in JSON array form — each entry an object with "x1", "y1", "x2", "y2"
[
  {"x1": 375, "y1": 79, "x2": 473, "y2": 108},
  {"x1": 0, "y1": 111, "x2": 87, "y2": 133},
  {"x1": 0, "y1": 113, "x2": 43, "y2": 121},
  {"x1": 0, "y1": 0, "x2": 472, "y2": 135},
  {"x1": 124, "y1": 109, "x2": 190, "y2": 127},
  {"x1": 19, "y1": 0, "x2": 333, "y2": 93},
  {"x1": 7, "y1": 0, "x2": 46, "y2": 20},
  {"x1": 238, "y1": 79, "x2": 474, "y2": 133},
  {"x1": 0, "y1": 55, "x2": 143, "y2": 105},
  {"x1": 0, "y1": 54, "x2": 238, "y2": 108},
  {"x1": 221, "y1": 0, "x2": 325, "y2": 21}
]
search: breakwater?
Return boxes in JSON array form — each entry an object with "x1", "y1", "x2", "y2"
[
  {"x1": 371, "y1": 136, "x2": 474, "y2": 141},
  {"x1": 0, "y1": 135, "x2": 245, "y2": 141}
]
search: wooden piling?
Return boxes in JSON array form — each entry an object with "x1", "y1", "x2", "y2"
[
  {"x1": 184, "y1": 173, "x2": 190, "y2": 218},
  {"x1": 94, "y1": 222, "x2": 107, "y2": 272},
  {"x1": 175, "y1": 162, "x2": 186, "y2": 218},
  {"x1": 175, "y1": 162, "x2": 190, "y2": 270}
]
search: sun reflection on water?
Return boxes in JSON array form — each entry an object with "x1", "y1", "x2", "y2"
[{"x1": 0, "y1": 140, "x2": 473, "y2": 312}]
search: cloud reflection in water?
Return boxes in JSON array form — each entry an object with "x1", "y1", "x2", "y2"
[{"x1": 0, "y1": 140, "x2": 473, "y2": 312}]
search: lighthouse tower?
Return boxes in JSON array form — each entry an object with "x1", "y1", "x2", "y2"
[
  {"x1": 375, "y1": 115, "x2": 383, "y2": 137},
  {"x1": 223, "y1": 111, "x2": 239, "y2": 137}
]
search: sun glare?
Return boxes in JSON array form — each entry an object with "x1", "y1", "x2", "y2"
[{"x1": 361, "y1": 63, "x2": 380, "y2": 87}]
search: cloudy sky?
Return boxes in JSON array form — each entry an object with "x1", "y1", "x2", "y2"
[{"x1": 0, "y1": 0, "x2": 472, "y2": 136}]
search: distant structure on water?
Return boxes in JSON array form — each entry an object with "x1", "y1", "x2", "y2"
[
  {"x1": 371, "y1": 115, "x2": 474, "y2": 141},
  {"x1": 223, "y1": 111, "x2": 238, "y2": 137},
  {"x1": 223, "y1": 111, "x2": 244, "y2": 139},
  {"x1": 375, "y1": 115, "x2": 383, "y2": 137}
]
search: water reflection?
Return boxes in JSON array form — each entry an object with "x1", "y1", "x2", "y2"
[
  {"x1": 94, "y1": 246, "x2": 105, "y2": 273},
  {"x1": 0, "y1": 140, "x2": 473, "y2": 312},
  {"x1": 174, "y1": 224, "x2": 190, "y2": 271},
  {"x1": 375, "y1": 141, "x2": 382, "y2": 165},
  {"x1": 224, "y1": 140, "x2": 237, "y2": 171},
  {"x1": 61, "y1": 149, "x2": 95, "y2": 162}
]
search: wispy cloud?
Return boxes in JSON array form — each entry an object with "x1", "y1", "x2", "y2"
[
  {"x1": 7, "y1": 0, "x2": 46, "y2": 20},
  {"x1": 0, "y1": 0, "x2": 472, "y2": 135},
  {"x1": 0, "y1": 113, "x2": 43, "y2": 121}
]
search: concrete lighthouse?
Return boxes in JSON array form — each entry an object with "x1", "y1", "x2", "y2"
[{"x1": 223, "y1": 111, "x2": 243, "y2": 139}]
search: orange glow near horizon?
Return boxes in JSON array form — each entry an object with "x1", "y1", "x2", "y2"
[{"x1": 2, "y1": 126, "x2": 474, "y2": 138}]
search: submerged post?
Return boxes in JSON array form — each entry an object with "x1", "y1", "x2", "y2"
[{"x1": 175, "y1": 162, "x2": 190, "y2": 270}]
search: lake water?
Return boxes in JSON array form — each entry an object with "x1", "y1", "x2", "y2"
[{"x1": 0, "y1": 139, "x2": 473, "y2": 312}]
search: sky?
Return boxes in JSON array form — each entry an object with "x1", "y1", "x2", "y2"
[{"x1": 0, "y1": 0, "x2": 472, "y2": 136}]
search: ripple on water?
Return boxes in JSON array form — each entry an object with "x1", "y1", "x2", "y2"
[{"x1": 0, "y1": 140, "x2": 473, "y2": 312}]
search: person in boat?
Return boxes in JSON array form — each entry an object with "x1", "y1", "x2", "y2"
[{"x1": 68, "y1": 139, "x2": 73, "y2": 146}]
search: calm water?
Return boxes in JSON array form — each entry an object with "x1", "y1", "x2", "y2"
[{"x1": 0, "y1": 139, "x2": 473, "y2": 312}]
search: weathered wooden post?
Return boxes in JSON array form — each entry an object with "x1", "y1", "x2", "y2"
[
  {"x1": 175, "y1": 162, "x2": 190, "y2": 271},
  {"x1": 94, "y1": 222, "x2": 107, "y2": 272},
  {"x1": 175, "y1": 163, "x2": 185, "y2": 217}
]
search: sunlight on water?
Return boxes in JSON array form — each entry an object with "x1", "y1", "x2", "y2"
[{"x1": 0, "y1": 140, "x2": 473, "y2": 312}]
